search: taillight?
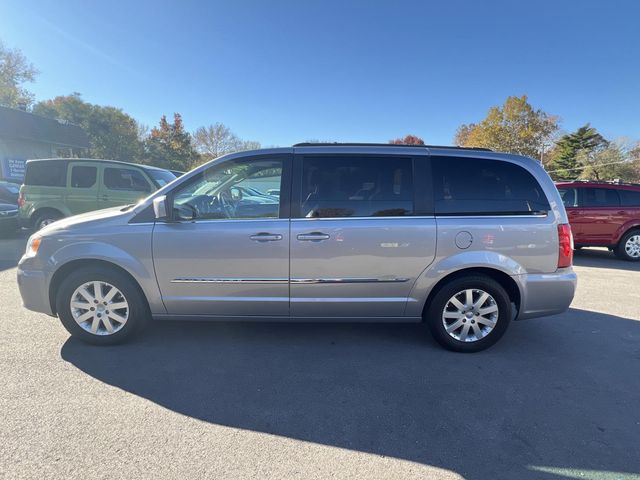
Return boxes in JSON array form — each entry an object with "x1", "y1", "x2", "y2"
[
  {"x1": 557, "y1": 223, "x2": 573, "y2": 268},
  {"x1": 17, "y1": 191, "x2": 25, "y2": 208}
]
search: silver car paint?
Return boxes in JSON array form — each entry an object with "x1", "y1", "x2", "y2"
[{"x1": 17, "y1": 145, "x2": 576, "y2": 322}]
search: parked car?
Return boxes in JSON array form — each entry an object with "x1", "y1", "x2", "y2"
[
  {"x1": 18, "y1": 158, "x2": 176, "y2": 230},
  {"x1": 0, "y1": 180, "x2": 20, "y2": 204},
  {"x1": 0, "y1": 203, "x2": 19, "y2": 236},
  {"x1": 556, "y1": 181, "x2": 640, "y2": 261},
  {"x1": 17, "y1": 144, "x2": 576, "y2": 352}
]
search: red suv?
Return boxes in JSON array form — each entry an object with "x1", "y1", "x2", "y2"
[{"x1": 556, "y1": 181, "x2": 640, "y2": 261}]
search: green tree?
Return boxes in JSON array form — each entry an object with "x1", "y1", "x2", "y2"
[
  {"x1": 144, "y1": 113, "x2": 199, "y2": 171},
  {"x1": 33, "y1": 93, "x2": 143, "y2": 161},
  {"x1": 193, "y1": 123, "x2": 260, "y2": 163},
  {"x1": 454, "y1": 95, "x2": 558, "y2": 160},
  {"x1": 547, "y1": 124, "x2": 608, "y2": 180},
  {"x1": 576, "y1": 141, "x2": 638, "y2": 182},
  {"x1": 0, "y1": 40, "x2": 38, "y2": 109}
]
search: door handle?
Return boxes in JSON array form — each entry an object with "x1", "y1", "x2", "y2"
[
  {"x1": 250, "y1": 232, "x2": 283, "y2": 242},
  {"x1": 297, "y1": 232, "x2": 330, "y2": 241}
]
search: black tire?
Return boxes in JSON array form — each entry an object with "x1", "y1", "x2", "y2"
[
  {"x1": 33, "y1": 210, "x2": 63, "y2": 230},
  {"x1": 614, "y1": 229, "x2": 640, "y2": 262},
  {"x1": 425, "y1": 275, "x2": 512, "y2": 353},
  {"x1": 56, "y1": 266, "x2": 150, "y2": 345}
]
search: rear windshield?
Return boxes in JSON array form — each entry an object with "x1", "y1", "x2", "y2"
[
  {"x1": 432, "y1": 157, "x2": 550, "y2": 215},
  {"x1": 24, "y1": 162, "x2": 67, "y2": 187},
  {"x1": 145, "y1": 168, "x2": 176, "y2": 187}
]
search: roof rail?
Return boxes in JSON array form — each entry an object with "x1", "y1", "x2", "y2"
[
  {"x1": 562, "y1": 179, "x2": 640, "y2": 187},
  {"x1": 292, "y1": 142, "x2": 492, "y2": 151}
]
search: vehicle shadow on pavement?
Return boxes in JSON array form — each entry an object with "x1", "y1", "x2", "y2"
[
  {"x1": 61, "y1": 308, "x2": 640, "y2": 480},
  {"x1": 0, "y1": 230, "x2": 29, "y2": 272},
  {"x1": 573, "y1": 247, "x2": 640, "y2": 272}
]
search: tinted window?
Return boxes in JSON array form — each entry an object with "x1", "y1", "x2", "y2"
[
  {"x1": 300, "y1": 156, "x2": 414, "y2": 218},
  {"x1": 172, "y1": 157, "x2": 283, "y2": 220},
  {"x1": 619, "y1": 189, "x2": 640, "y2": 206},
  {"x1": 104, "y1": 168, "x2": 150, "y2": 192},
  {"x1": 558, "y1": 188, "x2": 578, "y2": 207},
  {"x1": 146, "y1": 169, "x2": 176, "y2": 187},
  {"x1": 71, "y1": 166, "x2": 97, "y2": 188},
  {"x1": 582, "y1": 188, "x2": 620, "y2": 207},
  {"x1": 24, "y1": 162, "x2": 66, "y2": 187},
  {"x1": 432, "y1": 157, "x2": 550, "y2": 215}
]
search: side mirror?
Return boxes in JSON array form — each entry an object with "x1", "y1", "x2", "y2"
[{"x1": 153, "y1": 195, "x2": 169, "y2": 220}]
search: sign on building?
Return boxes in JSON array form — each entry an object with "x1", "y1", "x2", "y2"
[{"x1": 1, "y1": 158, "x2": 26, "y2": 182}]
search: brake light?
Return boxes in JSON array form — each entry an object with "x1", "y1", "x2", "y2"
[
  {"x1": 557, "y1": 223, "x2": 573, "y2": 268},
  {"x1": 17, "y1": 191, "x2": 25, "y2": 208}
]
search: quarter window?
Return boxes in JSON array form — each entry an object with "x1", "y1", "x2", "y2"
[
  {"x1": 71, "y1": 166, "x2": 97, "y2": 188},
  {"x1": 172, "y1": 157, "x2": 283, "y2": 221},
  {"x1": 432, "y1": 157, "x2": 550, "y2": 215},
  {"x1": 299, "y1": 156, "x2": 414, "y2": 218},
  {"x1": 582, "y1": 188, "x2": 620, "y2": 207},
  {"x1": 24, "y1": 162, "x2": 67, "y2": 187},
  {"x1": 104, "y1": 168, "x2": 151, "y2": 192},
  {"x1": 558, "y1": 188, "x2": 578, "y2": 208}
]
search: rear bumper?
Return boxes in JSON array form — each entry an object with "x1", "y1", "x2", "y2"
[
  {"x1": 516, "y1": 268, "x2": 577, "y2": 320},
  {"x1": 17, "y1": 265, "x2": 54, "y2": 316}
]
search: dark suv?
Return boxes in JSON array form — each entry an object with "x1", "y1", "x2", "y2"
[{"x1": 556, "y1": 181, "x2": 640, "y2": 261}]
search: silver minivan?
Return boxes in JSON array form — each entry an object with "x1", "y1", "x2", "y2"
[{"x1": 17, "y1": 144, "x2": 577, "y2": 352}]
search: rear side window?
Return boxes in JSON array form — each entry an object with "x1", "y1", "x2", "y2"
[
  {"x1": 300, "y1": 156, "x2": 414, "y2": 218},
  {"x1": 619, "y1": 189, "x2": 640, "y2": 206},
  {"x1": 24, "y1": 162, "x2": 67, "y2": 187},
  {"x1": 582, "y1": 188, "x2": 620, "y2": 207},
  {"x1": 104, "y1": 168, "x2": 151, "y2": 192},
  {"x1": 432, "y1": 157, "x2": 550, "y2": 215},
  {"x1": 70, "y1": 166, "x2": 97, "y2": 188}
]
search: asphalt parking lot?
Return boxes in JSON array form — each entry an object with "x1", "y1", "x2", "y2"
[{"x1": 1, "y1": 231, "x2": 639, "y2": 480}]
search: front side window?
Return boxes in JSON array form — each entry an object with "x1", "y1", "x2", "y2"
[
  {"x1": 71, "y1": 166, "x2": 97, "y2": 188},
  {"x1": 172, "y1": 157, "x2": 283, "y2": 221},
  {"x1": 432, "y1": 157, "x2": 550, "y2": 215},
  {"x1": 104, "y1": 168, "x2": 151, "y2": 192},
  {"x1": 300, "y1": 156, "x2": 414, "y2": 218},
  {"x1": 582, "y1": 188, "x2": 620, "y2": 207},
  {"x1": 619, "y1": 189, "x2": 640, "y2": 206},
  {"x1": 558, "y1": 188, "x2": 578, "y2": 208}
]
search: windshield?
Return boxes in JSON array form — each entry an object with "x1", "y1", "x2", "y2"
[
  {"x1": 1, "y1": 182, "x2": 20, "y2": 193},
  {"x1": 146, "y1": 169, "x2": 177, "y2": 187}
]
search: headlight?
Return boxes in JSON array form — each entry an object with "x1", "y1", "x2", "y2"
[{"x1": 25, "y1": 235, "x2": 42, "y2": 258}]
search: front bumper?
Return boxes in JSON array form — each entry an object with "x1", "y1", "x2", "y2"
[
  {"x1": 516, "y1": 268, "x2": 577, "y2": 320},
  {"x1": 17, "y1": 265, "x2": 54, "y2": 316}
]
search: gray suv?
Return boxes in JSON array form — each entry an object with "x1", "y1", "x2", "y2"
[{"x1": 17, "y1": 144, "x2": 576, "y2": 352}]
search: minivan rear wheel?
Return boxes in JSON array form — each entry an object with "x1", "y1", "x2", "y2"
[
  {"x1": 615, "y1": 230, "x2": 640, "y2": 261},
  {"x1": 425, "y1": 275, "x2": 511, "y2": 352},
  {"x1": 56, "y1": 266, "x2": 149, "y2": 345}
]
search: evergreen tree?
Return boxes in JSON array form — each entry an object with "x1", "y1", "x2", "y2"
[{"x1": 547, "y1": 124, "x2": 608, "y2": 180}]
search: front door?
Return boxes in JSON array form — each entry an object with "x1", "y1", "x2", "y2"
[
  {"x1": 152, "y1": 154, "x2": 291, "y2": 316},
  {"x1": 289, "y1": 154, "x2": 436, "y2": 318}
]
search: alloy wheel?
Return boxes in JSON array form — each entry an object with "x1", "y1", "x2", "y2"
[
  {"x1": 624, "y1": 234, "x2": 640, "y2": 259},
  {"x1": 442, "y1": 289, "x2": 498, "y2": 342},
  {"x1": 70, "y1": 281, "x2": 129, "y2": 335}
]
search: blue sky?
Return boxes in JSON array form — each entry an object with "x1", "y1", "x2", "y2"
[{"x1": 2, "y1": 0, "x2": 639, "y2": 146}]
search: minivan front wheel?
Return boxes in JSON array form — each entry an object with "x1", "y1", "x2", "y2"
[
  {"x1": 426, "y1": 275, "x2": 511, "y2": 352},
  {"x1": 56, "y1": 266, "x2": 149, "y2": 345},
  {"x1": 615, "y1": 230, "x2": 640, "y2": 261}
]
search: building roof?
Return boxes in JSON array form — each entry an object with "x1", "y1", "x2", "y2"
[{"x1": 0, "y1": 106, "x2": 89, "y2": 148}]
